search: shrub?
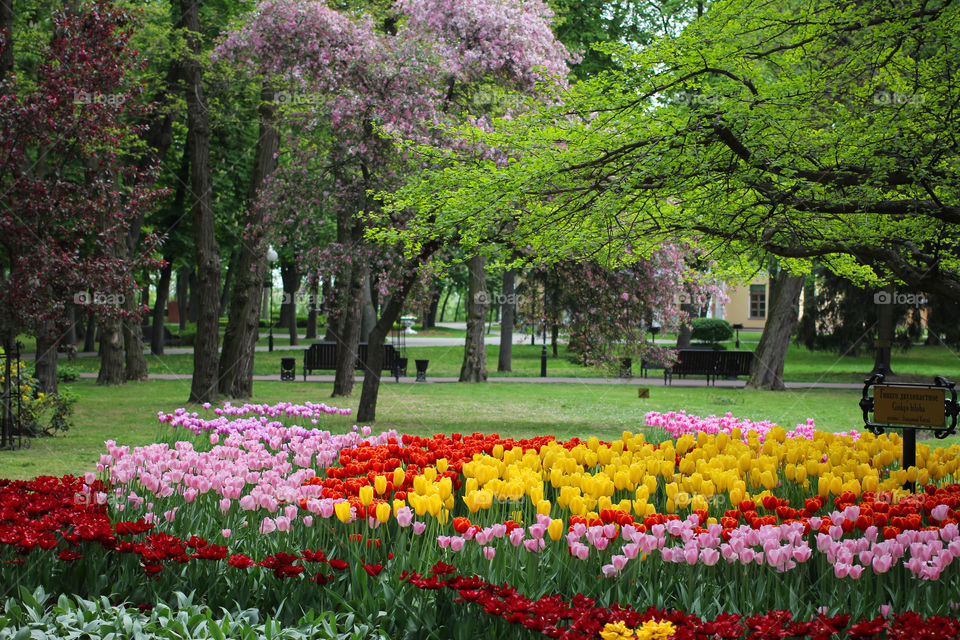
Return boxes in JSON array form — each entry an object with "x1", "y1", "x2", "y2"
[{"x1": 690, "y1": 318, "x2": 733, "y2": 344}]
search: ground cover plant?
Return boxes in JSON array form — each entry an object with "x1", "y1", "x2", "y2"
[{"x1": 2, "y1": 401, "x2": 959, "y2": 638}]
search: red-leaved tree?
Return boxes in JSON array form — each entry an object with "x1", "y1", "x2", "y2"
[{"x1": 0, "y1": 1, "x2": 165, "y2": 446}]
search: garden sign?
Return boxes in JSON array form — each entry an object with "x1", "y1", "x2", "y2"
[{"x1": 860, "y1": 373, "x2": 959, "y2": 491}]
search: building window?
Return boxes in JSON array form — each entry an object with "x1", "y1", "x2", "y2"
[{"x1": 749, "y1": 284, "x2": 766, "y2": 319}]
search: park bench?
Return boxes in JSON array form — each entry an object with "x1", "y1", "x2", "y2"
[
  {"x1": 716, "y1": 350, "x2": 754, "y2": 379},
  {"x1": 303, "y1": 341, "x2": 400, "y2": 380},
  {"x1": 660, "y1": 349, "x2": 755, "y2": 385}
]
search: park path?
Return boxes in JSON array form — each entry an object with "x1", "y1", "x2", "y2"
[{"x1": 75, "y1": 371, "x2": 862, "y2": 390}]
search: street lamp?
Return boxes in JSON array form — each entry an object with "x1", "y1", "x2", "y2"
[
  {"x1": 540, "y1": 285, "x2": 547, "y2": 377},
  {"x1": 732, "y1": 323, "x2": 744, "y2": 349},
  {"x1": 266, "y1": 246, "x2": 278, "y2": 352}
]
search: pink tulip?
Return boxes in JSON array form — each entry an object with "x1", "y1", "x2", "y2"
[
  {"x1": 219, "y1": 498, "x2": 231, "y2": 513},
  {"x1": 932, "y1": 504, "x2": 950, "y2": 522},
  {"x1": 700, "y1": 548, "x2": 720, "y2": 566},
  {"x1": 221, "y1": 529, "x2": 231, "y2": 538},
  {"x1": 570, "y1": 542, "x2": 589, "y2": 560},
  {"x1": 509, "y1": 528, "x2": 525, "y2": 547},
  {"x1": 274, "y1": 516, "x2": 291, "y2": 532},
  {"x1": 412, "y1": 521, "x2": 426, "y2": 535},
  {"x1": 450, "y1": 536, "x2": 465, "y2": 552},
  {"x1": 523, "y1": 538, "x2": 545, "y2": 552},
  {"x1": 483, "y1": 546, "x2": 496, "y2": 560},
  {"x1": 303, "y1": 515, "x2": 313, "y2": 527},
  {"x1": 611, "y1": 554, "x2": 628, "y2": 571},
  {"x1": 239, "y1": 495, "x2": 256, "y2": 511},
  {"x1": 396, "y1": 507, "x2": 413, "y2": 527},
  {"x1": 601, "y1": 563, "x2": 619, "y2": 578},
  {"x1": 259, "y1": 517, "x2": 276, "y2": 534}
]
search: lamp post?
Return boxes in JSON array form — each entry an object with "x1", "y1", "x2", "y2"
[
  {"x1": 266, "y1": 246, "x2": 278, "y2": 352},
  {"x1": 540, "y1": 285, "x2": 547, "y2": 377},
  {"x1": 732, "y1": 323, "x2": 743, "y2": 349}
]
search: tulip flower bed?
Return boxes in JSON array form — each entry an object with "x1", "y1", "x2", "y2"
[{"x1": 2, "y1": 403, "x2": 960, "y2": 639}]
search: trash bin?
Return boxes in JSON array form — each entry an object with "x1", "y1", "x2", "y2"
[
  {"x1": 280, "y1": 357, "x2": 296, "y2": 381},
  {"x1": 415, "y1": 359, "x2": 429, "y2": 382},
  {"x1": 619, "y1": 357, "x2": 632, "y2": 378}
]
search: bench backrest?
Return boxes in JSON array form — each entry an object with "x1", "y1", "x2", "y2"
[
  {"x1": 675, "y1": 349, "x2": 718, "y2": 373},
  {"x1": 306, "y1": 342, "x2": 397, "y2": 371}
]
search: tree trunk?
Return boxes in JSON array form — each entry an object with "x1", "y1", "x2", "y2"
[
  {"x1": 176, "y1": 268, "x2": 188, "y2": 331},
  {"x1": 33, "y1": 327, "x2": 58, "y2": 395},
  {"x1": 182, "y1": 0, "x2": 220, "y2": 405},
  {"x1": 676, "y1": 303, "x2": 698, "y2": 347},
  {"x1": 459, "y1": 254, "x2": 488, "y2": 382},
  {"x1": 423, "y1": 287, "x2": 441, "y2": 328},
  {"x1": 746, "y1": 274, "x2": 804, "y2": 390},
  {"x1": 497, "y1": 269, "x2": 515, "y2": 372},
  {"x1": 187, "y1": 269, "x2": 199, "y2": 323},
  {"x1": 305, "y1": 273, "x2": 319, "y2": 340},
  {"x1": 322, "y1": 276, "x2": 338, "y2": 342},
  {"x1": 151, "y1": 257, "x2": 173, "y2": 355},
  {"x1": 332, "y1": 256, "x2": 367, "y2": 397},
  {"x1": 231, "y1": 296, "x2": 261, "y2": 398},
  {"x1": 280, "y1": 255, "x2": 300, "y2": 345},
  {"x1": 65, "y1": 305, "x2": 78, "y2": 349},
  {"x1": 551, "y1": 324, "x2": 559, "y2": 357},
  {"x1": 83, "y1": 314, "x2": 97, "y2": 353},
  {"x1": 439, "y1": 285, "x2": 452, "y2": 323},
  {"x1": 357, "y1": 275, "x2": 414, "y2": 422},
  {"x1": 872, "y1": 283, "x2": 895, "y2": 376},
  {"x1": 96, "y1": 316, "x2": 125, "y2": 385},
  {"x1": 122, "y1": 299, "x2": 148, "y2": 381},
  {"x1": 360, "y1": 272, "x2": 376, "y2": 343},
  {"x1": 220, "y1": 249, "x2": 238, "y2": 315}
]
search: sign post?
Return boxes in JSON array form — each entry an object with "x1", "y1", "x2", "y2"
[{"x1": 860, "y1": 374, "x2": 959, "y2": 492}]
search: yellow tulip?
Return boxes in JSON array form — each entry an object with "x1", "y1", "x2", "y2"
[
  {"x1": 375, "y1": 502, "x2": 391, "y2": 523},
  {"x1": 374, "y1": 475, "x2": 387, "y2": 495},
  {"x1": 548, "y1": 518, "x2": 564, "y2": 541},
  {"x1": 537, "y1": 499, "x2": 551, "y2": 516},
  {"x1": 436, "y1": 457, "x2": 448, "y2": 473},
  {"x1": 393, "y1": 467, "x2": 405, "y2": 488},
  {"x1": 359, "y1": 485, "x2": 374, "y2": 506},
  {"x1": 334, "y1": 501, "x2": 352, "y2": 523}
]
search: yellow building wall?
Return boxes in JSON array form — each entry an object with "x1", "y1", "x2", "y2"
[{"x1": 723, "y1": 276, "x2": 769, "y2": 330}]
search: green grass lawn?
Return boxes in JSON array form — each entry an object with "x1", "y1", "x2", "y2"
[
  {"x1": 57, "y1": 337, "x2": 960, "y2": 384},
  {"x1": 0, "y1": 376, "x2": 898, "y2": 480}
]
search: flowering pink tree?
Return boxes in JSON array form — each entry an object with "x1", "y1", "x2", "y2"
[
  {"x1": 0, "y1": 1, "x2": 164, "y2": 444},
  {"x1": 217, "y1": 0, "x2": 571, "y2": 416},
  {"x1": 552, "y1": 245, "x2": 725, "y2": 370}
]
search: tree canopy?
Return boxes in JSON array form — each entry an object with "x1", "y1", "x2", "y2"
[{"x1": 386, "y1": 0, "x2": 960, "y2": 297}]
